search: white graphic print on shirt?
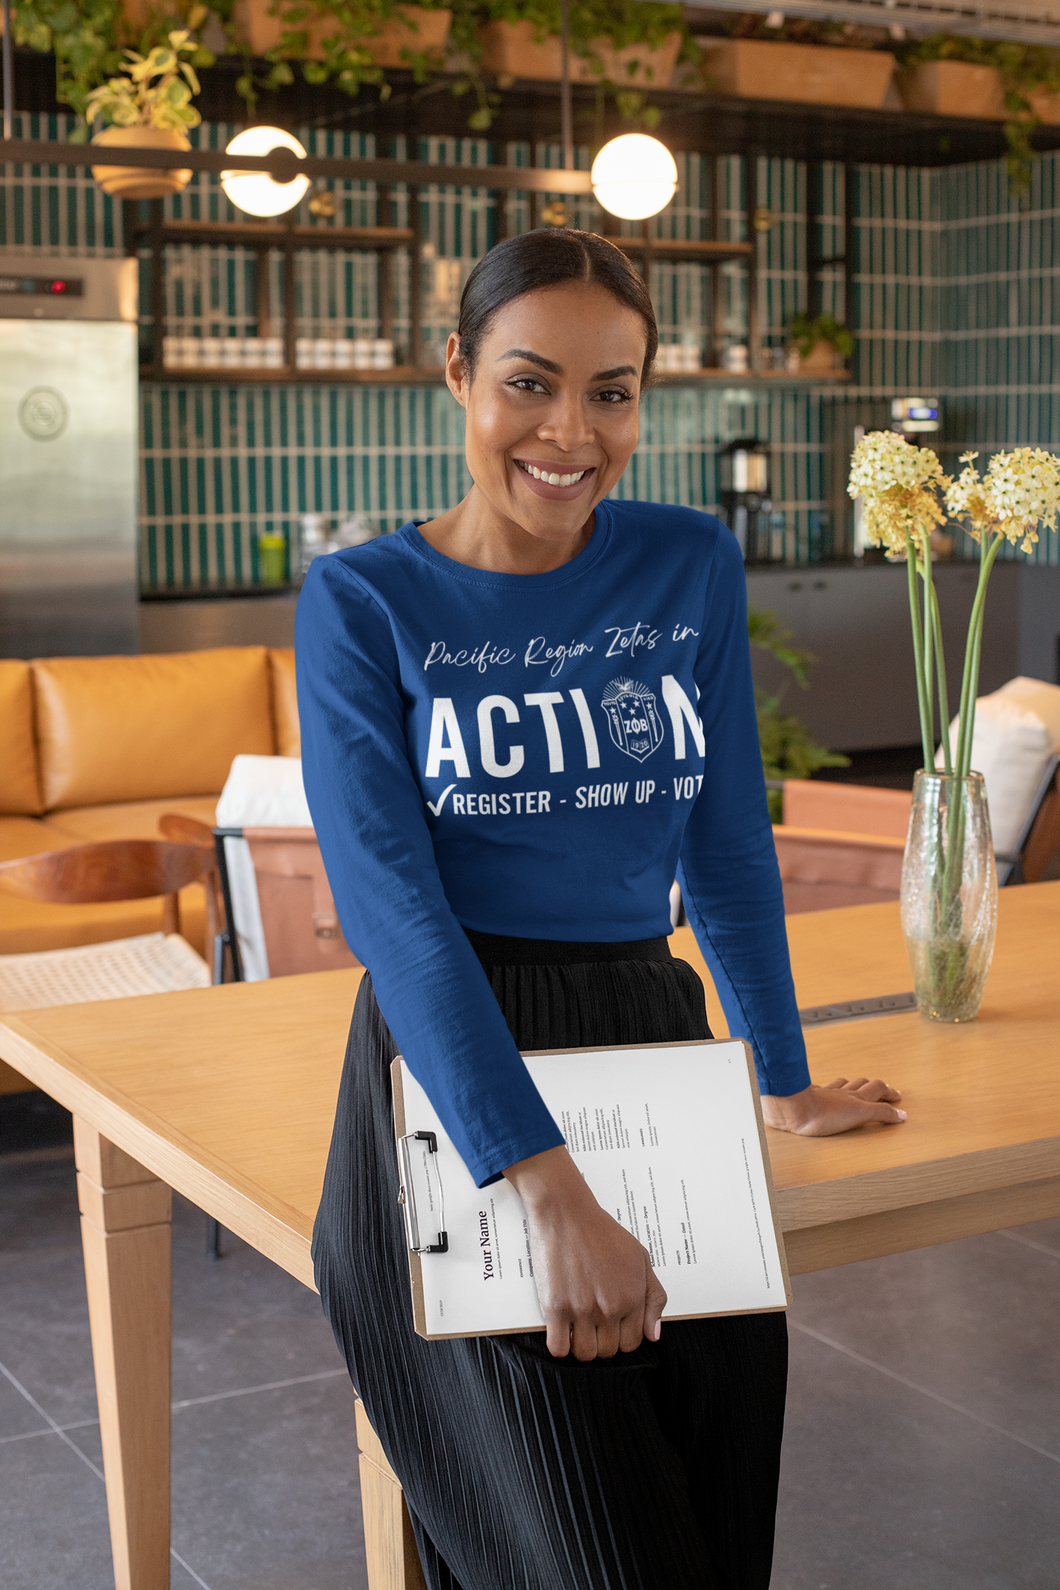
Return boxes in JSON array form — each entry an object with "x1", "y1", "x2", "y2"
[{"x1": 600, "y1": 677, "x2": 664, "y2": 763}]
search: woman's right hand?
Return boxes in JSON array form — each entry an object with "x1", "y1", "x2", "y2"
[{"x1": 503, "y1": 1146, "x2": 666, "y2": 1360}]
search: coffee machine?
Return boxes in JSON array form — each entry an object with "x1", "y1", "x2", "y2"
[{"x1": 720, "y1": 438, "x2": 771, "y2": 561}]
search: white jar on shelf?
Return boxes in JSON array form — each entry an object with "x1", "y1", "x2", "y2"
[
  {"x1": 295, "y1": 338, "x2": 314, "y2": 369},
  {"x1": 313, "y1": 337, "x2": 334, "y2": 369},
  {"x1": 241, "y1": 337, "x2": 263, "y2": 368},
  {"x1": 201, "y1": 336, "x2": 223, "y2": 367},
  {"x1": 332, "y1": 338, "x2": 354, "y2": 369},
  {"x1": 263, "y1": 337, "x2": 284, "y2": 368},
  {"x1": 373, "y1": 338, "x2": 394, "y2": 369},
  {"x1": 353, "y1": 338, "x2": 373, "y2": 369},
  {"x1": 179, "y1": 336, "x2": 201, "y2": 368},
  {"x1": 162, "y1": 336, "x2": 180, "y2": 369},
  {"x1": 222, "y1": 338, "x2": 242, "y2": 368}
]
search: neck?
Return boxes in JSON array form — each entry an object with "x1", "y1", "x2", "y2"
[{"x1": 419, "y1": 488, "x2": 594, "y2": 575}]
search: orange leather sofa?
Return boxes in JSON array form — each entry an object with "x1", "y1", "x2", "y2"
[{"x1": 0, "y1": 645, "x2": 299, "y2": 1093}]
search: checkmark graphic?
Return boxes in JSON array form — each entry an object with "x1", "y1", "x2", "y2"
[{"x1": 426, "y1": 783, "x2": 456, "y2": 816}]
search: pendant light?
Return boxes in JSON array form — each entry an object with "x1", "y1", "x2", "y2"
[
  {"x1": 591, "y1": 134, "x2": 678, "y2": 221},
  {"x1": 221, "y1": 127, "x2": 311, "y2": 218}
]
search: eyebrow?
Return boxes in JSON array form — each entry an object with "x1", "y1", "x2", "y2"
[{"x1": 498, "y1": 349, "x2": 638, "y2": 381}]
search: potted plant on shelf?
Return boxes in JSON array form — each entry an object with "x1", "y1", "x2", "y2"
[
  {"x1": 786, "y1": 313, "x2": 853, "y2": 375},
  {"x1": 690, "y1": 12, "x2": 895, "y2": 111},
  {"x1": 87, "y1": 27, "x2": 205, "y2": 198},
  {"x1": 895, "y1": 35, "x2": 1060, "y2": 192},
  {"x1": 230, "y1": 0, "x2": 453, "y2": 104},
  {"x1": 475, "y1": 0, "x2": 687, "y2": 91},
  {"x1": 847, "y1": 434, "x2": 1060, "y2": 1022}
]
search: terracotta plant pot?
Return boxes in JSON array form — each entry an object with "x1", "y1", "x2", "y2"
[
  {"x1": 477, "y1": 19, "x2": 681, "y2": 86},
  {"x1": 790, "y1": 339, "x2": 841, "y2": 375},
  {"x1": 91, "y1": 125, "x2": 192, "y2": 200},
  {"x1": 897, "y1": 61, "x2": 1005, "y2": 118},
  {"x1": 233, "y1": 1, "x2": 451, "y2": 66},
  {"x1": 699, "y1": 39, "x2": 893, "y2": 108},
  {"x1": 1027, "y1": 87, "x2": 1060, "y2": 123}
]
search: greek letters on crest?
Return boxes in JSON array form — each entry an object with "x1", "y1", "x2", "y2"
[{"x1": 600, "y1": 677, "x2": 664, "y2": 763}]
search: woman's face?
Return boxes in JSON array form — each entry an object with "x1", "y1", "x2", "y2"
[{"x1": 446, "y1": 281, "x2": 647, "y2": 554}]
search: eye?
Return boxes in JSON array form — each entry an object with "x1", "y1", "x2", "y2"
[
  {"x1": 506, "y1": 375, "x2": 550, "y2": 395},
  {"x1": 594, "y1": 386, "x2": 635, "y2": 405}
]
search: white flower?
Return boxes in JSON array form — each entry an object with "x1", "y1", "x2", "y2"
[
  {"x1": 945, "y1": 447, "x2": 1060, "y2": 553},
  {"x1": 847, "y1": 432, "x2": 949, "y2": 556}
]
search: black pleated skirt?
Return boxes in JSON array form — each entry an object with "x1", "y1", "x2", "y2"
[{"x1": 313, "y1": 936, "x2": 787, "y2": 1590}]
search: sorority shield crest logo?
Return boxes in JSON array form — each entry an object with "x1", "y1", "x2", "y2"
[{"x1": 601, "y1": 677, "x2": 664, "y2": 763}]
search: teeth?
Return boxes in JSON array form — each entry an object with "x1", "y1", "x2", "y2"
[{"x1": 520, "y1": 462, "x2": 589, "y2": 487}]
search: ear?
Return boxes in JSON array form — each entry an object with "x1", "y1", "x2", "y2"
[{"x1": 445, "y1": 333, "x2": 469, "y2": 408}]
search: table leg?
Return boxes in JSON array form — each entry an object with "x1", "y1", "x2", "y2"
[
  {"x1": 74, "y1": 1117, "x2": 173, "y2": 1590},
  {"x1": 355, "y1": 1398, "x2": 427, "y2": 1590}
]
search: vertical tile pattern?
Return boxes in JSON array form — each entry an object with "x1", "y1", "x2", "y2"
[{"x1": 3, "y1": 116, "x2": 1058, "y2": 583}]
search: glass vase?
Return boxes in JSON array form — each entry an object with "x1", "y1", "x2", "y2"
[{"x1": 900, "y1": 771, "x2": 998, "y2": 1022}]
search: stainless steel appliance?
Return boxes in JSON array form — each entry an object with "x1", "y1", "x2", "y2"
[
  {"x1": 720, "y1": 438, "x2": 771, "y2": 562},
  {"x1": 0, "y1": 254, "x2": 139, "y2": 657}
]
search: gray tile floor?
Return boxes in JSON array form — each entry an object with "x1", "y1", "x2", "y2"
[{"x1": 2, "y1": 1147, "x2": 1058, "y2": 1589}]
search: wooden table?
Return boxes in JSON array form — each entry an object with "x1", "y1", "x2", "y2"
[{"x1": 2, "y1": 882, "x2": 1059, "y2": 1590}]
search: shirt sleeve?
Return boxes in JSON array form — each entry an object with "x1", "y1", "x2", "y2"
[
  {"x1": 295, "y1": 554, "x2": 565, "y2": 1186},
  {"x1": 676, "y1": 528, "x2": 812, "y2": 1098}
]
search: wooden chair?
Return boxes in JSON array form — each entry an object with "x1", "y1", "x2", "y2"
[
  {"x1": 0, "y1": 841, "x2": 215, "y2": 1011},
  {"x1": 158, "y1": 813, "x2": 228, "y2": 982}
]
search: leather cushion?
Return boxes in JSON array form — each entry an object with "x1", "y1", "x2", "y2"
[
  {"x1": 33, "y1": 648, "x2": 274, "y2": 810},
  {"x1": 43, "y1": 797, "x2": 219, "y2": 843},
  {"x1": 0, "y1": 661, "x2": 44, "y2": 816},
  {"x1": 269, "y1": 648, "x2": 300, "y2": 757},
  {"x1": 0, "y1": 816, "x2": 67, "y2": 863}
]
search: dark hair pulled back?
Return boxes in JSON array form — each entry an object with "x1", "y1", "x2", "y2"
[{"x1": 457, "y1": 228, "x2": 657, "y2": 387}]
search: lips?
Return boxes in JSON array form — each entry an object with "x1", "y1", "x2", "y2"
[{"x1": 514, "y1": 458, "x2": 596, "y2": 499}]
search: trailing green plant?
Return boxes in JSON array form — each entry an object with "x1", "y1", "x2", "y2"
[
  {"x1": 724, "y1": 12, "x2": 889, "y2": 50},
  {"x1": 895, "y1": 34, "x2": 1060, "y2": 195},
  {"x1": 748, "y1": 606, "x2": 850, "y2": 820},
  {"x1": 787, "y1": 312, "x2": 853, "y2": 361},
  {"x1": 12, "y1": 0, "x2": 214, "y2": 128},
  {"x1": 85, "y1": 26, "x2": 204, "y2": 128}
]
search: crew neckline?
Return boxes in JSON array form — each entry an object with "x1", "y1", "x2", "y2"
[{"x1": 400, "y1": 501, "x2": 614, "y2": 589}]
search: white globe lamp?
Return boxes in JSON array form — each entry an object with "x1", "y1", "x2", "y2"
[
  {"x1": 590, "y1": 133, "x2": 678, "y2": 222},
  {"x1": 221, "y1": 127, "x2": 311, "y2": 218}
]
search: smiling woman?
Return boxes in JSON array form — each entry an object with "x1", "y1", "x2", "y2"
[{"x1": 295, "y1": 228, "x2": 905, "y2": 1590}]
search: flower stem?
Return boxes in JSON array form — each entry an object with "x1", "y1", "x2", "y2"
[
  {"x1": 953, "y1": 531, "x2": 1004, "y2": 780},
  {"x1": 922, "y1": 533, "x2": 935, "y2": 757},
  {"x1": 930, "y1": 582, "x2": 952, "y2": 774},
  {"x1": 906, "y1": 533, "x2": 934, "y2": 771}
]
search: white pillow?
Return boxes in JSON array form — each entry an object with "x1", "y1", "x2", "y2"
[
  {"x1": 938, "y1": 677, "x2": 1060, "y2": 855},
  {"x1": 215, "y1": 754, "x2": 314, "y2": 829}
]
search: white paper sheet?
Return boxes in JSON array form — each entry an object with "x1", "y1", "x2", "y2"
[{"x1": 394, "y1": 1039, "x2": 789, "y2": 1339}]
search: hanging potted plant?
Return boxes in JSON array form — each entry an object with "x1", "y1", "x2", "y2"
[
  {"x1": 87, "y1": 27, "x2": 204, "y2": 198},
  {"x1": 786, "y1": 312, "x2": 853, "y2": 375},
  {"x1": 847, "y1": 434, "x2": 1060, "y2": 1022}
]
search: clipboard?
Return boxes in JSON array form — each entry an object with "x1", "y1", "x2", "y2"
[{"x1": 393, "y1": 1038, "x2": 791, "y2": 1342}]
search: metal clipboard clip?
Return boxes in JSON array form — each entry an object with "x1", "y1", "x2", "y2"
[{"x1": 397, "y1": 1130, "x2": 449, "y2": 1255}]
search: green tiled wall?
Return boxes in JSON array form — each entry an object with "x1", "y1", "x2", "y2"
[{"x1": 2, "y1": 112, "x2": 1058, "y2": 582}]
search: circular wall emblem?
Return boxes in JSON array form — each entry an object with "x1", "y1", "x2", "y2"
[{"x1": 18, "y1": 386, "x2": 69, "y2": 441}]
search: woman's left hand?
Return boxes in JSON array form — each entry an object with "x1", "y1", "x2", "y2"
[{"x1": 762, "y1": 1077, "x2": 906, "y2": 1136}]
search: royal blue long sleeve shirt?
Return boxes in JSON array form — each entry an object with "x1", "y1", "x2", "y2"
[{"x1": 296, "y1": 501, "x2": 811, "y2": 1187}]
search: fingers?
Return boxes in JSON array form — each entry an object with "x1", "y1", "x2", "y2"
[
  {"x1": 644, "y1": 1268, "x2": 667, "y2": 1345},
  {"x1": 826, "y1": 1076, "x2": 902, "y2": 1103},
  {"x1": 861, "y1": 1099, "x2": 908, "y2": 1125},
  {"x1": 545, "y1": 1312, "x2": 572, "y2": 1358}
]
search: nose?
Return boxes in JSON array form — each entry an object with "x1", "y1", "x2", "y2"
[{"x1": 535, "y1": 390, "x2": 594, "y2": 454}]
